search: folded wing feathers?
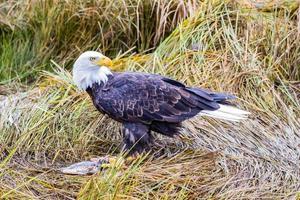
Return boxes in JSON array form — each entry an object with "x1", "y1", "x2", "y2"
[{"x1": 199, "y1": 104, "x2": 251, "y2": 122}]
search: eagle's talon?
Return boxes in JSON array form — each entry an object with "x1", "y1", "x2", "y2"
[
  {"x1": 125, "y1": 156, "x2": 135, "y2": 164},
  {"x1": 125, "y1": 152, "x2": 144, "y2": 164},
  {"x1": 101, "y1": 163, "x2": 112, "y2": 168},
  {"x1": 101, "y1": 156, "x2": 125, "y2": 169}
]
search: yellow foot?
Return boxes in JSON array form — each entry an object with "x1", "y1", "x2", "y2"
[
  {"x1": 125, "y1": 153, "x2": 144, "y2": 164},
  {"x1": 99, "y1": 156, "x2": 125, "y2": 169}
]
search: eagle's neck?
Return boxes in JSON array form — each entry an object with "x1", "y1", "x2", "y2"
[{"x1": 73, "y1": 66, "x2": 112, "y2": 90}]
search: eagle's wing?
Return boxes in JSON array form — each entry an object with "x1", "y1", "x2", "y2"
[{"x1": 93, "y1": 72, "x2": 230, "y2": 123}]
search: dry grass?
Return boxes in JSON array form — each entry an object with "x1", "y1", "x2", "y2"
[
  {"x1": 1, "y1": 0, "x2": 300, "y2": 199},
  {"x1": 0, "y1": 0, "x2": 198, "y2": 83}
]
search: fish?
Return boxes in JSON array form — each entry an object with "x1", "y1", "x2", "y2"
[{"x1": 59, "y1": 156, "x2": 110, "y2": 175}]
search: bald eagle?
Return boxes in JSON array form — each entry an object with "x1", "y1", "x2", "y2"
[{"x1": 73, "y1": 51, "x2": 250, "y2": 156}]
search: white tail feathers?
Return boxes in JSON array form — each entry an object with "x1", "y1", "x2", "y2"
[{"x1": 199, "y1": 104, "x2": 251, "y2": 122}]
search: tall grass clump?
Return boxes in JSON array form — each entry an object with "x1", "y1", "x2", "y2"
[
  {"x1": 0, "y1": 0, "x2": 199, "y2": 83},
  {"x1": 0, "y1": 0, "x2": 300, "y2": 199}
]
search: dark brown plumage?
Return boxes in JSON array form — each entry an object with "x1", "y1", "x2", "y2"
[{"x1": 85, "y1": 72, "x2": 235, "y2": 155}]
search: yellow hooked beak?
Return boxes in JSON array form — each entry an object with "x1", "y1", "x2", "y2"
[{"x1": 94, "y1": 56, "x2": 113, "y2": 68}]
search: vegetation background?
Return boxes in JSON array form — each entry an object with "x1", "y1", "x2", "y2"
[{"x1": 0, "y1": 0, "x2": 300, "y2": 199}]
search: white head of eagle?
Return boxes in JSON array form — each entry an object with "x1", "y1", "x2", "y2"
[{"x1": 73, "y1": 51, "x2": 113, "y2": 90}]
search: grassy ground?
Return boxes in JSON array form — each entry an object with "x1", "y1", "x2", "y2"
[{"x1": 1, "y1": 0, "x2": 300, "y2": 199}]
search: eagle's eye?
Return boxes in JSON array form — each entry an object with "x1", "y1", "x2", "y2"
[{"x1": 89, "y1": 57, "x2": 96, "y2": 62}]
